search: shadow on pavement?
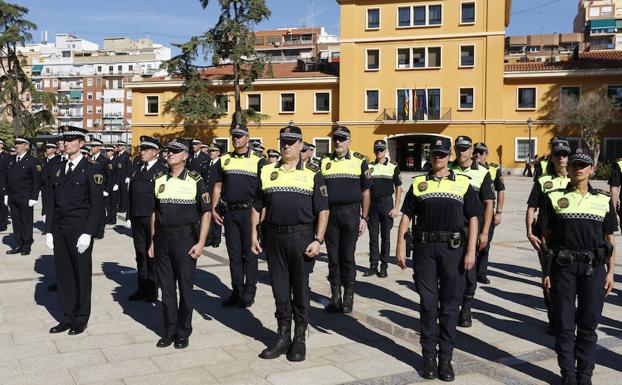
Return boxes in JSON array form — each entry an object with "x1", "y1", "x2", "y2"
[
  {"x1": 112, "y1": 225, "x2": 132, "y2": 238},
  {"x1": 34, "y1": 254, "x2": 62, "y2": 322}
]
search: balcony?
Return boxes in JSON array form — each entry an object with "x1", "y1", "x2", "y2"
[{"x1": 379, "y1": 108, "x2": 452, "y2": 122}]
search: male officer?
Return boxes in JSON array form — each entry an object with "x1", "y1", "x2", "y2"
[
  {"x1": 127, "y1": 136, "x2": 168, "y2": 302},
  {"x1": 150, "y1": 138, "x2": 211, "y2": 349},
  {"x1": 46, "y1": 127, "x2": 104, "y2": 335},
  {"x1": 396, "y1": 136, "x2": 480, "y2": 381},
  {"x1": 90, "y1": 138, "x2": 113, "y2": 239},
  {"x1": 211, "y1": 125, "x2": 266, "y2": 307},
  {"x1": 203, "y1": 143, "x2": 222, "y2": 248},
  {"x1": 321, "y1": 126, "x2": 372, "y2": 313},
  {"x1": 364, "y1": 139, "x2": 402, "y2": 278},
  {"x1": 201, "y1": 143, "x2": 209, "y2": 156},
  {"x1": 302, "y1": 142, "x2": 320, "y2": 167},
  {"x1": 113, "y1": 140, "x2": 132, "y2": 213},
  {"x1": 40, "y1": 142, "x2": 60, "y2": 223},
  {"x1": 472, "y1": 142, "x2": 505, "y2": 284},
  {"x1": 6, "y1": 136, "x2": 41, "y2": 255},
  {"x1": 541, "y1": 148, "x2": 616, "y2": 385},
  {"x1": 449, "y1": 136, "x2": 494, "y2": 328},
  {"x1": 0, "y1": 139, "x2": 11, "y2": 231},
  {"x1": 251, "y1": 125, "x2": 329, "y2": 362},
  {"x1": 267, "y1": 149, "x2": 280, "y2": 163},
  {"x1": 188, "y1": 138, "x2": 208, "y2": 173},
  {"x1": 104, "y1": 145, "x2": 118, "y2": 225},
  {"x1": 253, "y1": 142, "x2": 266, "y2": 159},
  {"x1": 608, "y1": 155, "x2": 622, "y2": 225}
]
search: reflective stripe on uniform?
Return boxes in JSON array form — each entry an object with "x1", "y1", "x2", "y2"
[
  {"x1": 548, "y1": 190, "x2": 610, "y2": 221},
  {"x1": 370, "y1": 162, "x2": 396, "y2": 180},
  {"x1": 260, "y1": 163, "x2": 316, "y2": 195},
  {"x1": 411, "y1": 174, "x2": 471, "y2": 203},
  {"x1": 220, "y1": 153, "x2": 262, "y2": 176},
  {"x1": 538, "y1": 175, "x2": 570, "y2": 194},
  {"x1": 154, "y1": 174, "x2": 197, "y2": 203}
]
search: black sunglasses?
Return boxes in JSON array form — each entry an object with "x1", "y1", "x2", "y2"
[
  {"x1": 167, "y1": 148, "x2": 185, "y2": 154},
  {"x1": 473, "y1": 150, "x2": 486, "y2": 155},
  {"x1": 280, "y1": 139, "x2": 298, "y2": 147},
  {"x1": 232, "y1": 134, "x2": 245, "y2": 140}
]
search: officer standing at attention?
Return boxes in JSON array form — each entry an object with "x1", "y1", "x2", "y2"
[
  {"x1": 203, "y1": 143, "x2": 223, "y2": 248},
  {"x1": 211, "y1": 124, "x2": 266, "y2": 307},
  {"x1": 321, "y1": 126, "x2": 372, "y2": 313},
  {"x1": 364, "y1": 139, "x2": 402, "y2": 278},
  {"x1": 46, "y1": 127, "x2": 104, "y2": 335},
  {"x1": 533, "y1": 136, "x2": 567, "y2": 179},
  {"x1": 113, "y1": 140, "x2": 131, "y2": 214},
  {"x1": 540, "y1": 148, "x2": 616, "y2": 385},
  {"x1": 250, "y1": 125, "x2": 329, "y2": 362},
  {"x1": 149, "y1": 138, "x2": 211, "y2": 349},
  {"x1": 104, "y1": 146, "x2": 118, "y2": 225},
  {"x1": 267, "y1": 149, "x2": 280, "y2": 164},
  {"x1": 608, "y1": 155, "x2": 622, "y2": 225},
  {"x1": 396, "y1": 136, "x2": 480, "y2": 381},
  {"x1": 472, "y1": 142, "x2": 505, "y2": 284},
  {"x1": 90, "y1": 138, "x2": 113, "y2": 239},
  {"x1": 188, "y1": 139, "x2": 208, "y2": 173},
  {"x1": 526, "y1": 138, "x2": 571, "y2": 333},
  {"x1": 127, "y1": 136, "x2": 168, "y2": 302},
  {"x1": 40, "y1": 142, "x2": 60, "y2": 225},
  {"x1": 6, "y1": 136, "x2": 41, "y2": 255},
  {"x1": 449, "y1": 136, "x2": 494, "y2": 328},
  {"x1": 302, "y1": 142, "x2": 320, "y2": 167},
  {"x1": 0, "y1": 139, "x2": 11, "y2": 231}
]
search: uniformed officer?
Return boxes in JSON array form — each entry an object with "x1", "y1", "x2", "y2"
[
  {"x1": 201, "y1": 143, "x2": 209, "y2": 156},
  {"x1": 211, "y1": 124, "x2": 266, "y2": 307},
  {"x1": 526, "y1": 139, "x2": 571, "y2": 334},
  {"x1": 40, "y1": 141, "x2": 60, "y2": 224},
  {"x1": 89, "y1": 138, "x2": 113, "y2": 239},
  {"x1": 540, "y1": 148, "x2": 617, "y2": 385},
  {"x1": 321, "y1": 126, "x2": 372, "y2": 313},
  {"x1": 472, "y1": 142, "x2": 505, "y2": 284},
  {"x1": 0, "y1": 139, "x2": 10, "y2": 231},
  {"x1": 127, "y1": 136, "x2": 168, "y2": 302},
  {"x1": 253, "y1": 142, "x2": 266, "y2": 159},
  {"x1": 251, "y1": 125, "x2": 329, "y2": 362},
  {"x1": 104, "y1": 145, "x2": 118, "y2": 225},
  {"x1": 534, "y1": 136, "x2": 567, "y2": 179},
  {"x1": 46, "y1": 127, "x2": 104, "y2": 335},
  {"x1": 396, "y1": 136, "x2": 481, "y2": 381},
  {"x1": 608, "y1": 155, "x2": 622, "y2": 225},
  {"x1": 364, "y1": 139, "x2": 402, "y2": 278},
  {"x1": 449, "y1": 136, "x2": 494, "y2": 328},
  {"x1": 188, "y1": 138, "x2": 208, "y2": 173},
  {"x1": 150, "y1": 138, "x2": 211, "y2": 349},
  {"x1": 267, "y1": 149, "x2": 280, "y2": 163},
  {"x1": 6, "y1": 136, "x2": 41, "y2": 255},
  {"x1": 203, "y1": 143, "x2": 223, "y2": 248},
  {"x1": 113, "y1": 140, "x2": 132, "y2": 213},
  {"x1": 302, "y1": 142, "x2": 320, "y2": 167}
]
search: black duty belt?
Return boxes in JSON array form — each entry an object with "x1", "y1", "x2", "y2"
[
  {"x1": 329, "y1": 202, "x2": 360, "y2": 210},
  {"x1": 224, "y1": 201, "x2": 253, "y2": 211},
  {"x1": 371, "y1": 196, "x2": 392, "y2": 203},
  {"x1": 418, "y1": 231, "x2": 462, "y2": 243},
  {"x1": 157, "y1": 223, "x2": 198, "y2": 236},
  {"x1": 264, "y1": 223, "x2": 314, "y2": 234}
]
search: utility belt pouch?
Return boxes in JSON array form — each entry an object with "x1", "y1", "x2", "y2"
[
  {"x1": 448, "y1": 233, "x2": 463, "y2": 249},
  {"x1": 405, "y1": 229, "x2": 413, "y2": 259}
]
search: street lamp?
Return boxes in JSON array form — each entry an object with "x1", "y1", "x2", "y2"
[{"x1": 527, "y1": 117, "x2": 533, "y2": 160}]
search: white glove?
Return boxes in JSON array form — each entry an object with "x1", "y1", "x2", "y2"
[
  {"x1": 42, "y1": 214, "x2": 46, "y2": 222},
  {"x1": 3, "y1": 195, "x2": 7, "y2": 205},
  {"x1": 28, "y1": 199, "x2": 37, "y2": 207},
  {"x1": 112, "y1": 184, "x2": 119, "y2": 191},
  {"x1": 126, "y1": 220, "x2": 131, "y2": 228},
  {"x1": 45, "y1": 233, "x2": 54, "y2": 250},
  {"x1": 103, "y1": 191, "x2": 109, "y2": 197},
  {"x1": 125, "y1": 177, "x2": 130, "y2": 184},
  {"x1": 76, "y1": 234, "x2": 92, "y2": 254}
]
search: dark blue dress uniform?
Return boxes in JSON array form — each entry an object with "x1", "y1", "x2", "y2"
[
  {"x1": 46, "y1": 137, "x2": 105, "y2": 332},
  {"x1": 40, "y1": 146, "x2": 61, "y2": 219},
  {"x1": 153, "y1": 150, "x2": 210, "y2": 342},
  {"x1": 0, "y1": 144, "x2": 10, "y2": 230},
  {"x1": 113, "y1": 143, "x2": 132, "y2": 213},
  {"x1": 105, "y1": 148, "x2": 119, "y2": 225},
  {"x1": 187, "y1": 139, "x2": 209, "y2": 173},
  {"x1": 6, "y1": 139, "x2": 42, "y2": 255},
  {"x1": 608, "y1": 158, "x2": 622, "y2": 216},
  {"x1": 90, "y1": 140, "x2": 113, "y2": 239},
  {"x1": 202, "y1": 147, "x2": 222, "y2": 247}
]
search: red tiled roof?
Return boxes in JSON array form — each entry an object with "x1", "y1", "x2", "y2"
[{"x1": 504, "y1": 51, "x2": 622, "y2": 72}]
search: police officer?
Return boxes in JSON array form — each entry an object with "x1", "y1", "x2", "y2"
[
  {"x1": 0, "y1": 139, "x2": 10, "y2": 231},
  {"x1": 201, "y1": 143, "x2": 209, "y2": 156},
  {"x1": 267, "y1": 149, "x2": 280, "y2": 163},
  {"x1": 534, "y1": 136, "x2": 567, "y2": 179},
  {"x1": 396, "y1": 136, "x2": 480, "y2": 381},
  {"x1": 40, "y1": 141, "x2": 60, "y2": 224},
  {"x1": 90, "y1": 138, "x2": 113, "y2": 239},
  {"x1": 364, "y1": 139, "x2": 402, "y2": 278},
  {"x1": 321, "y1": 126, "x2": 372, "y2": 313},
  {"x1": 472, "y1": 142, "x2": 505, "y2": 284},
  {"x1": 150, "y1": 138, "x2": 211, "y2": 349},
  {"x1": 253, "y1": 142, "x2": 266, "y2": 159},
  {"x1": 211, "y1": 125, "x2": 266, "y2": 307},
  {"x1": 127, "y1": 136, "x2": 168, "y2": 302},
  {"x1": 104, "y1": 145, "x2": 118, "y2": 225},
  {"x1": 203, "y1": 143, "x2": 223, "y2": 248},
  {"x1": 188, "y1": 138, "x2": 208, "y2": 173},
  {"x1": 608, "y1": 155, "x2": 622, "y2": 225},
  {"x1": 302, "y1": 142, "x2": 320, "y2": 167},
  {"x1": 113, "y1": 140, "x2": 132, "y2": 213},
  {"x1": 46, "y1": 127, "x2": 104, "y2": 335},
  {"x1": 251, "y1": 125, "x2": 329, "y2": 362},
  {"x1": 6, "y1": 136, "x2": 41, "y2": 255},
  {"x1": 540, "y1": 148, "x2": 617, "y2": 385},
  {"x1": 449, "y1": 136, "x2": 494, "y2": 328}
]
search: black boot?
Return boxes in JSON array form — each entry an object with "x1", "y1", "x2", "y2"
[
  {"x1": 561, "y1": 373, "x2": 577, "y2": 385},
  {"x1": 363, "y1": 265, "x2": 378, "y2": 277},
  {"x1": 576, "y1": 374, "x2": 591, "y2": 385},
  {"x1": 458, "y1": 296, "x2": 473, "y2": 328},
  {"x1": 341, "y1": 284, "x2": 354, "y2": 313},
  {"x1": 420, "y1": 358, "x2": 438, "y2": 379},
  {"x1": 325, "y1": 284, "x2": 342, "y2": 313},
  {"x1": 438, "y1": 360, "x2": 455, "y2": 382},
  {"x1": 128, "y1": 280, "x2": 145, "y2": 301},
  {"x1": 259, "y1": 321, "x2": 291, "y2": 359},
  {"x1": 286, "y1": 322, "x2": 307, "y2": 362},
  {"x1": 222, "y1": 290, "x2": 240, "y2": 307},
  {"x1": 377, "y1": 263, "x2": 388, "y2": 278}
]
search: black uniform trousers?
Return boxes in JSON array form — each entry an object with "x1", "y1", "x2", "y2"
[
  {"x1": 120, "y1": 182, "x2": 129, "y2": 213},
  {"x1": 54, "y1": 226, "x2": 93, "y2": 327},
  {"x1": 96, "y1": 197, "x2": 107, "y2": 238},
  {"x1": 0, "y1": 197, "x2": 8, "y2": 228},
  {"x1": 415, "y1": 241, "x2": 466, "y2": 361},
  {"x1": 132, "y1": 216, "x2": 157, "y2": 292},
  {"x1": 265, "y1": 227, "x2": 315, "y2": 323},
  {"x1": 551, "y1": 262, "x2": 606, "y2": 377},
  {"x1": 8, "y1": 198, "x2": 34, "y2": 250},
  {"x1": 206, "y1": 204, "x2": 222, "y2": 247},
  {"x1": 326, "y1": 204, "x2": 360, "y2": 287},
  {"x1": 155, "y1": 230, "x2": 197, "y2": 339},
  {"x1": 223, "y1": 208, "x2": 258, "y2": 297},
  {"x1": 108, "y1": 191, "x2": 118, "y2": 224},
  {"x1": 476, "y1": 222, "x2": 496, "y2": 279},
  {"x1": 464, "y1": 217, "x2": 484, "y2": 299},
  {"x1": 368, "y1": 197, "x2": 393, "y2": 267}
]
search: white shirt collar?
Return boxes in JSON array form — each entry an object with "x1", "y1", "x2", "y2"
[
  {"x1": 145, "y1": 158, "x2": 158, "y2": 171},
  {"x1": 66, "y1": 153, "x2": 84, "y2": 172}
]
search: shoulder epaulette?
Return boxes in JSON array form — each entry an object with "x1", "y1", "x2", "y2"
[
  {"x1": 595, "y1": 189, "x2": 611, "y2": 197},
  {"x1": 306, "y1": 162, "x2": 320, "y2": 173},
  {"x1": 489, "y1": 163, "x2": 499, "y2": 168},
  {"x1": 154, "y1": 171, "x2": 166, "y2": 179},
  {"x1": 545, "y1": 188, "x2": 565, "y2": 195},
  {"x1": 88, "y1": 159, "x2": 96, "y2": 164},
  {"x1": 322, "y1": 153, "x2": 330, "y2": 158},
  {"x1": 188, "y1": 170, "x2": 202, "y2": 181},
  {"x1": 390, "y1": 160, "x2": 397, "y2": 165},
  {"x1": 353, "y1": 152, "x2": 365, "y2": 160},
  {"x1": 456, "y1": 173, "x2": 472, "y2": 180}
]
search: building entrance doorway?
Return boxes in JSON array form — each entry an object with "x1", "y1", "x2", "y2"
[{"x1": 387, "y1": 134, "x2": 451, "y2": 171}]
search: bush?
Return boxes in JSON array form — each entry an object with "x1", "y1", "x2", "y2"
[{"x1": 594, "y1": 162, "x2": 611, "y2": 180}]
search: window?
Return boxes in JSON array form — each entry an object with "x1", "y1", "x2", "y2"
[
  {"x1": 398, "y1": 4, "x2": 442, "y2": 27},
  {"x1": 428, "y1": 47, "x2": 441, "y2": 67},
  {"x1": 62, "y1": 51, "x2": 71, "y2": 58},
  {"x1": 146, "y1": 96, "x2": 159, "y2": 115},
  {"x1": 604, "y1": 137, "x2": 622, "y2": 160},
  {"x1": 96, "y1": 106, "x2": 102, "y2": 114},
  {"x1": 517, "y1": 87, "x2": 536, "y2": 109},
  {"x1": 129, "y1": 65, "x2": 133, "y2": 72},
  {"x1": 366, "y1": 90, "x2": 379, "y2": 111},
  {"x1": 44, "y1": 79, "x2": 50, "y2": 87},
  {"x1": 117, "y1": 65, "x2": 122, "y2": 73},
  {"x1": 255, "y1": 36, "x2": 265, "y2": 45},
  {"x1": 413, "y1": 6, "x2": 426, "y2": 26},
  {"x1": 428, "y1": 5, "x2": 442, "y2": 25},
  {"x1": 108, "y1": 66, "x2": 113, "y2": 74},
  {"x1": 560, "y1": 86, "x2": 580, "y2": 104},
  {"x1": 396, "y1": 47, "x2": 441, "y2": 69},
  {"x1": 460, "y1": 45, "x2": 475, "y2": 67},
  {"x1": 516, "y1": 138, "x2": 537, "y2": 162},
  {"x1": 215, "y1": 94, "x2": 229, "y2": 112},
  {"x1": 461, "y1": 2, "x2": 475, "y2": 24},
  {"x1": 87, "y1": 106, "x2": 93, "y2": 114},
  {"x1": 267, "y1": 36, "x2": 280, "y2": 44},
  {"x1": 602, "y1": 6, "x2": 613, "y2": 16},
  {"x1": 459, "y1": 88, "x2": 474, "y2": 110},
  {"x1": 397, "y1": 88, "x2": 441, "y2": 120},
  {"x1": 248, "y1": 94, "x2": 261, "y2": 112},
  {"x1": 366, "y1": 49, "x2": 380, "y2": 70},
  {"x1": 87, "y1": 79, "x2": 93, "y2": 87},
  {"x1": 397, "y1": 48, "x2": 411, "y2": 68},
  {"x1": 96, "y1": 78, "x2": 102, "y2": 86},
  {"x1": 607, "y1": 85, "x2": 622, "y2": 107},
  {"x1": 589, "y1": 7, "x2": 600, "y2": 17},
  {"x1": 398, "y1": 7, "x2": 411, "y2": 27},
  {"x1": 367, "y1": 8, "x2": 380, "y2": 29},
  {"x1": 315, "y1": 92, "x2": 330, "y2": 113},
  {"x1": 96, "y1": 91, "x2": 102, "y2": 100},
  {"x1": 87, "y1": 92, "x2": 93, "y2": 100},
  {"x1": 97, "y1": 66, "x2": 102, "y2": 73},
  {"x1": 280, "y1": 93, "x2": 295, "y2": 113},
  {"x1": 214, "y1": 138, "x2": 229, "y2": 152},
  {"x1": 314, "y1": 138, "x2": 331, "y2": 158},
  {"x1": 127, "y1": 91, "x2": 132, "y2": 99}
]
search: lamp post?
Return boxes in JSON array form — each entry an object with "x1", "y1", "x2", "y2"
[{"x1": 527, "y1": 117, "x2": 533, "y2": 161}]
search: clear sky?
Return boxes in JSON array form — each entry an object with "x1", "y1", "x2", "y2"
[{"x1": 19, "y1": 0, "x2": 576, "y2": 54}]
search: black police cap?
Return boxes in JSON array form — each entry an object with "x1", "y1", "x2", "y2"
[
  {"x1": 569, "y1": 147, "x2": 593, "y2": 166},
  {"x1": 373, "y1": 140, "x2": 387, "y2": 151},
  {"x1": 332, "y1": 126, "x2": 351, "y2": 140},
  {"x1": 280, "y1": 125, "x2": 303, "y2": 141},
  {"x1": 139, "y1": 136, "x2": 161, "y2": 150},
  {"x1": 455, "y1": 136, "x2": 473, "y2": 149},
  {"x1": 230, "y1": 124, "x2": 249, "y2": 136},
  {"x1": 430, "y1": 137, "x2": 451, "y2": 154}
]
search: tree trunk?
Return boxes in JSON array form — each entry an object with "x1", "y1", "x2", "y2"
[{"x1": 233, "y1": 62, "x2": 242, "y2": 126}]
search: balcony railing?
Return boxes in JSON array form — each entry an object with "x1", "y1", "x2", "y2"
[
  {"x1": 283, "y1": 39, "x2": 313, "y2": 46},
  {"x1": 379, "y1": 107, "x2": 452, "y2": 122}
]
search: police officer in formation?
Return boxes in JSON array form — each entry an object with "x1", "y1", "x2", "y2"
[
  {"x1": 302, "y1": 142, "x2": 320, "y2": 167},
  {"x1": 267, "y1": 149, "x2": 280, "y2": 164},
  {"x1": 46, "y1": 127, "x2": 104, "y2": 335},
  {"x1": 40, "y1": 141, "x2": 60, "y2": 224},
  {"x1": 203, "y1": 143, "x2": 222, "y2": 248},
  {"x1": 188, "y1": 138, "x2": 208, "y2": 173},
  {"x1": 150, "y1": 138, "x2": 211, "y2": 349},
  {"x1": 112, "y1": 140, "x2": 132, "y2": 215},
  {"x1": 540, "y1": 147, "x2": 616, "y2": 385},
  {"x1": 396, "y1": 136, "x2": 480, "y2": 381},
  {"x1": 533, "y1": 136, "x2": 565, "y2": 179},
  {"x1": 449, "y1": 136, "x2": 494, "y2": 328},
  {"x1": 364, "y1": 139, "x2": 401, "y2": 278},
  {"x1": 321, "y1": 126, "x2": 372, "y2": 313},
  {"x1": 211, "y1": 124, "x2": 266, "y2": 307},
  {"x1": 609, "y1": 155, "x2": 622, "y2": 225},
  {"x1": 6, "y1": 136, "x2": 41, "y2": 255},
  {"x1": 251, "y1": 125, "x2": 329, "y2": 362},
  {"x1": 127, "y1": 136, "x2": 168, "y2": 302},
  {"x1": 472, "y1": 142, "x2": 505, "y2": 284},
  {"x1": 104, "y1": 145, "x2": 117, "y2": 225},
  {"x1": 0, "y1": 138, "x2": 11, "y2": 231},
  {"x1": 89, "y1": 138, "x2": 113, "y2": 239}
]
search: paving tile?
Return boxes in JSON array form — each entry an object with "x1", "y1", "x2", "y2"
[
  {"x1": 19, "y1": 349, "x2": 107, "y2": 373},
  {"x1": 0, "y1": 340, "x2": 57, "y2": 361},
  {"x1": 54, "y1": 332, "x2": 133, "y2": 353},
  {"x1": 150, "y1": 347, "x2": 233, "y2": 372},
  {"x1": 71, "y1": 358, "x2": 161, "y2": 384},
  {"x1": 123, "y1": 366, "x2": 215, "y2": 385},
  {"x1": 266, "y1": 365, "x2": 356, "y2": 385}
]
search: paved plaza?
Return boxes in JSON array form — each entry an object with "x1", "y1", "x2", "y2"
[{"x1": 0, "y1": 175, "x2": 620, "y2": 385}]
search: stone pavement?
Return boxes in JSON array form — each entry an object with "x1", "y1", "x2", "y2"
[{"x1": 0, "y1": 175, "x2": 620, "y2": 385}]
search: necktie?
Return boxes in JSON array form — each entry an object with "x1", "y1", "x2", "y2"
[
  {"x1": 16, "y1": 156, "x2": 21, "y2": 162},
  {"x1": 141, "y1": 164, "x2": 147, "y2": 174},
  {"x1": 67, "y1": 162, "x2": 74, "y2": 175}
]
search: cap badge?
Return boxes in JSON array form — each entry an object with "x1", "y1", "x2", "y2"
[{"x1": 436, "y1": 139, "x2": 442, "y2": 145}]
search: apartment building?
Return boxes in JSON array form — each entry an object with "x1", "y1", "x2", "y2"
[
  {"x1": 504, "y1": 33, "x2": 584, "y2": 63},
  {"x1": 253, "y1": 27, "x2": 340, "y2": 63},
  {"x1": 574, "y1": 0, "x2": 622, "y2": 50}
]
